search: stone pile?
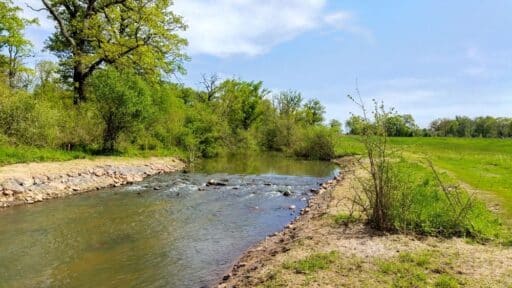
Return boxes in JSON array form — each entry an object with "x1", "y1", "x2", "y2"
[{"x1": 0, "y1": 159, "x2": 185, "y2": 207}]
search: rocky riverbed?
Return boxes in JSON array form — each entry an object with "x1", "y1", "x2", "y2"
[{"x1": 0, "y1": 157, "x2": 185, "y2": 207}]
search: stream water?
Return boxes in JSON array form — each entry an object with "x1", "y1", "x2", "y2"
[{"x1": 0, "y1": 154, "x2": 338, "y2": 288}]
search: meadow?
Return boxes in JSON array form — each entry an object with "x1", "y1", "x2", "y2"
[{"x1": 336, "y1": 136, "x2": 512, "y2": 221}]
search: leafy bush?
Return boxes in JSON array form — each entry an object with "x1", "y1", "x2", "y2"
[{"x1": 293, "y1": 126, "x2": 336, "y2": 160}]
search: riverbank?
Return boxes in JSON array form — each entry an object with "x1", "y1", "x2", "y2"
[
  {"x1": 219, "y1": 157, "x2": 512, "y2": 287},
  {"x1": 0, "y1": 157, "x2": 185, "y2": 207}
]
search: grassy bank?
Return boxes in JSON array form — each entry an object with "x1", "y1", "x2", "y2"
[
  {"x1": 223, "y1": 162, "x2": 512, "y2": 288},
  {"x1": 335, "y1": 136, "x2": 512, "y2": 220},
  {"x1": 0, "y1": 145, "x2": 186, "y2": 166}
]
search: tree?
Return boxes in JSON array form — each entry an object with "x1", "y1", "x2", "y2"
[
  {"x1": 199, "y1": 73, "x2": 220, "y2": 102},
  {"x1": 302, "y1": 99, "x2": 325, "y2": 125},
  {"x1": 40, "y1": 0, "x2": 188, "y2": 104},
  {"x1": 455, "y1": 115, "x2": 473, "y2": 137},
  {"x1": 345, "y1": 115, "x2": 366, "y2": 135},
  {"x1": 0, "y1": 0, "x2": 36, "y2": 88},
  {"x1": 329, "y1": 119, "x2": 343, "y2": 134},
  {"x1": 217, "y1": 79, "x2": 269, "y2": 132},
  {"x1": 35, "y1": 60, "x2": 59, "y2": 87},
  {"x1": 274, "y1": 90, "x2": 303, "y2": 117},
  {"x1": 90, "y1": 68, "x2": 152, "y2": 152}
]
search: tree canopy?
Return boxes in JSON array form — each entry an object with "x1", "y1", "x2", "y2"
[
  {"x1": 0, "y1": 0, "x2": 36, "y2": 88},
  {"x1": 41, "y1": 0, "x2": 188, "y2": 103}
]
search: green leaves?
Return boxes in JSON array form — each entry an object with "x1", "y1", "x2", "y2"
[
  {"x1": 43, "y1": 0, "x2": 188, "y2": 102},
  {"x1": 0, "y1": 0, "x2": 37, "y2": 88}
]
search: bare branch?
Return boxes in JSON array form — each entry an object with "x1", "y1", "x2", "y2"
[{"x1": 41, "y1": 0, "x2": 76, "y2": 48}]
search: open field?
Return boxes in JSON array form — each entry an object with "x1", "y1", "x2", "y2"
[{"x1": 335, "y1": 136, "x2": 512, "y2": 221}]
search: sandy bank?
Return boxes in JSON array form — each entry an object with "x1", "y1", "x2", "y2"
[{"x1": 0, "y1": 157, "x2": 185, "y2": 207}]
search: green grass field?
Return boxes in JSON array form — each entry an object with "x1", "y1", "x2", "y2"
[{"x1": 335, "y1": 136, "x2": 512, "y2": 221}]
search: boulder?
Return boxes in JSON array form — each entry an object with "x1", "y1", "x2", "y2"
[
  {"x1": 2, "y1": 180, "x2": 25, "y2": 194},
  {"x1": 281, "y1": 190, "x2": 292, "y2": 197}
]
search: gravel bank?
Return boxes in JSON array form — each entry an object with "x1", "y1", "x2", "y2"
[{"x1": 0, "y1": 157, "x2": 185, "y2": 207}]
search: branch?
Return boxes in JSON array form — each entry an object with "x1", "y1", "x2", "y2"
[
  {"x1": 26, "y1": 4, "x2": 46, "y2": 12},
  {"x1": 41, "y1": 0, "x2": 76, "y2": 48}
]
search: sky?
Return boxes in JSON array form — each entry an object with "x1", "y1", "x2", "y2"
[{"x1": 14, "y1": 0, "x2": 512, "y2": 127}]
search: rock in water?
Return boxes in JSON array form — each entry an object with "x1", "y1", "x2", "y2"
[
  {"x1": 282, "y1": 190, "x2": 292, "y2": 197},
  {"x1": 206, "y1": 179, "x2": 227, "y2": 186}
]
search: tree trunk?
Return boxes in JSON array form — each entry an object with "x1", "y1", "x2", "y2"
[{"x1": 73, "y1": 63, "x2": 87, "y2": 104}]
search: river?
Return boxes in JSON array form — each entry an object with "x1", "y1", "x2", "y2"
[{"x1": 0, "y1": 154, "x2": 338, "y2": 287}]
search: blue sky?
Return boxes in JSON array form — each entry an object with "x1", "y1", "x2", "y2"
[{"x1": 15, "y1": 0, "x2": 512, "y2": 127}]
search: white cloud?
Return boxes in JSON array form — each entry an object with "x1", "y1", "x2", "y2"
[
  {"x1": 323, "y1": 11, "x2": 374, "y2": 43},
  {"x1": 11, "y1": 0, "x2": 373, "y2": 59},
  {"x1": 174, "y1": 0, "x2": 372, "y2": 57}
]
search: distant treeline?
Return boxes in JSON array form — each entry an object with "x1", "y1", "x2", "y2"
[{"x1": 346, "y1": 114, "x2": 512, "y2": 138}]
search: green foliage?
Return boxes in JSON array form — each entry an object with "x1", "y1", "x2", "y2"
[
  {"x1": 0, "y1": 0, "x2": 37, "y2": 88},
  {"x1": 388, "y1": 160, "x2": 506, "y2": 240},
  {"x1": 89, "y1": 68, "x2": 152, "y2": 152},
  {"x1": 0, "y1": 144, "x2": 88, "y2": 165},
  {"x1": 346, "y1": 113, "x2": 420, "y2": 137},
  {"x1": 430, "y1": 116, "x2": 512, "y2": 138},
  {"x1": 43, "y1": 0, "x2": 188, "y2": 103},
  {"x1": 293, "y1": 126, "x2": 336, "y2": 160}
]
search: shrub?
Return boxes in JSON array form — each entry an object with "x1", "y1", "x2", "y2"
[
  {"x1": 348, "y1": 96, "x2": 505, "y2": 240},
  {"x1": 293, "y1": 126, "x2": 336, "y2": 160}
]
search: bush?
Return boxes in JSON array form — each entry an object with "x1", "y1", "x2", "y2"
[
  {"x1": 348, "y1": 97, "x2": 505, "y2": 241},
  {"x1": 293, "y1": 126, "x2": 336, "y2": 160}
]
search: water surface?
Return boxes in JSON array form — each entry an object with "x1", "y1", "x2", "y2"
[{"x1": 0, "y1": 154, "x2": 338, "y2": 287}]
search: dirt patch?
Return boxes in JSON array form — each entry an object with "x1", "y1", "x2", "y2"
[
  {"x1": 218, "y1": 157, "x2": 512, "y2": 288},
  {"x1": 0, "y1": 157, "x2": 185, "y2": 207}
]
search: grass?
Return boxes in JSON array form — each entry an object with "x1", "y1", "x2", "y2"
[
  {"x1": 282, "y1": 251, "x2": 339, "y2": 274},
  {"x1": 335, "y1": 136, "x2": 512, "y2": 223},
  {"x1": 0, "y1": 144, "x2": 184, "y2": 167},
  {"x1": 390, "y1": 160, "x2": 507, "y2": 241},
  {"x1": 260, "y1": 250, "x2": 475, "y2": 287},
  {"x1": 0, "y1": 145, "x2": 89, "y2": 166},
  {"x1": 376, "y1": 251, "x2": 463, "y2": 288}
]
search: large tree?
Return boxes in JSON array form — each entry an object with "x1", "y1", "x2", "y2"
[
  {"x1": 0, "y1": 0, "x2": 36, "y2": 88},
  {"x1": 40, "y1": 0, "x2": 188, "y2": 104}
]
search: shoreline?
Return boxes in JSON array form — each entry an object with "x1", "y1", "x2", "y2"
[
  {"x1": 0, "y1": 157, "x2": 185, "y2": 208},
  {"x1": 216, "y1": 157, "x2": 355, "y2": 287}
]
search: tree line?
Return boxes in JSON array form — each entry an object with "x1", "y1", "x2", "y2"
[
  {"x1": 345, "y1": 114, "x2": 512, "y2": 138},
  {"x1": 0, "y1": 0, "x2": 341, "y2": 160}
]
